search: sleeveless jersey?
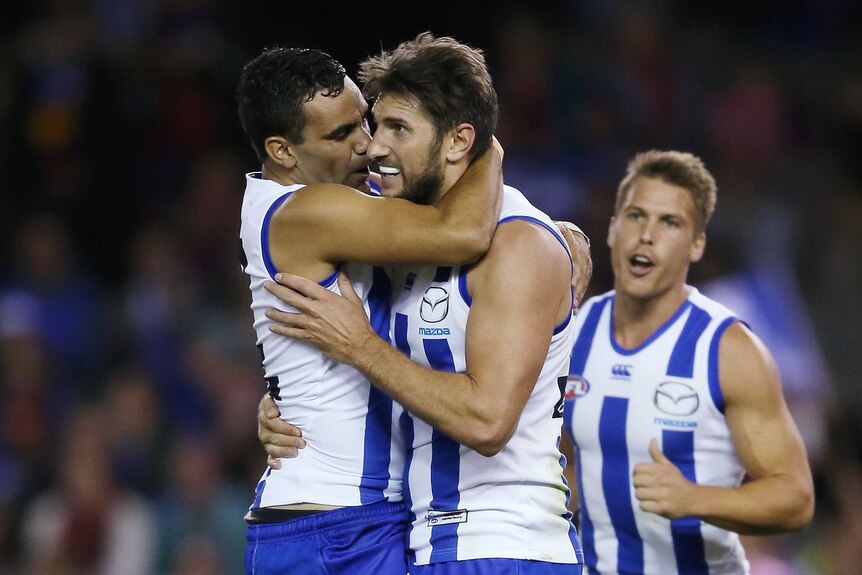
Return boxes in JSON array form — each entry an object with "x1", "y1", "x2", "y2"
[
  {"x1": 390, "y1": 185, "x2": 583, "y2": 566},
  {"x1": 564, "y1": 288, "x2": 750, "y2": 575},
  {"x1": 239, "y1": 172, "x2": 404, "y2": 508}
]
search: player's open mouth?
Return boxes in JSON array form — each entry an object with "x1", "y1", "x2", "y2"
[
  {"x1": 378, "y1": 165, "x2": 401, "y2": 178},
  {"x1": 629, "y1": 254, "x2": 654, "y2": 275}
]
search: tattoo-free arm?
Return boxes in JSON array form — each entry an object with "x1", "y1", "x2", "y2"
[
  {"x1": 270, "y1": 142, "x2": 503, "y2": 279},
  {"x1": 632, "y1": 322, "x2": 814, "y2": 534},
  {"x1": 265, "y1": 220, "x2": 571, "y2": 456}
]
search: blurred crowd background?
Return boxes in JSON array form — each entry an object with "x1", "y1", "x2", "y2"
[{"x1": 0, "y1": 1, "x2": 860, "y2": 573}]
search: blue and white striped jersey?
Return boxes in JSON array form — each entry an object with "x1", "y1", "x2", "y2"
[
  {"x1": 239, "y1": 172, "x2": 404, "y2": 509},
  {"x1": 390, "y1": 185, "x2": 583, "y2": 566},
  {"x1": 564, "y1": 288, "x2": 750, "y2": 575}
]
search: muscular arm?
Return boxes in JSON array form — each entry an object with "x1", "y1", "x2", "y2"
[
  {"x1": 271, "y1": 143, "x2": 503, "y2": 281},
  {"x1": 266, "y1": 220, "x2": 572, "y2": 456},
  {"x1": 633, "y1": 322, "x2": 814, "y2": 534}
]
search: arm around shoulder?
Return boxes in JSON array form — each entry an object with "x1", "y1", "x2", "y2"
[{"x1": 269, "y1": 145, "x2": 503, "y2": 270}]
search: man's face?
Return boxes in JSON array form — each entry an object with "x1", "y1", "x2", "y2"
[
  {"x1": 368, "y1": 92, "x2": 445, "y2": 204},
  {"x1": 607, "y1": 176, "x2": 705, "y2": 303},
  {"x1": 290, "y1": 77, "x2": 373, "y2": 192}
]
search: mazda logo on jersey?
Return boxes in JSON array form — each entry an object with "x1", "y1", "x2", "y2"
[
  {"x1": 420, "y1": 286, "x2": 449, "y2": 323},
  {"x1": 653, "y1": 381, "x2": 699, "y2": 416}
]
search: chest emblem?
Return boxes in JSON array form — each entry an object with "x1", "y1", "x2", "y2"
[
  {"x1": 420, "y1": 286, "x2": 449, "y2": 323},
  {"x1": 653, "y1": 381, "x2": 699, "y2": 416},
  {"x1": 565, "y1": 375, "x2": 590, "y2": 399}
]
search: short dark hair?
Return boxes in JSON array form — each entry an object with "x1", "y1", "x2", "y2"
[
  {"x1": 615, "y1": 150, "x2": 718, "y2": 233},
  {"x1": 237, "y1": 47, "x2": 346, "y2": 163},
  {"x1": 358, "y1": 32, "x2": 498, "y2": 161}
]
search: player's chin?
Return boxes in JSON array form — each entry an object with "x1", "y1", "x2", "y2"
[
  {"x1": 378, "y1": 175, "x2": 404, "y2": 198},
  {"x1": 347, "y1": 170, "x2": 371, "y2": 193}
]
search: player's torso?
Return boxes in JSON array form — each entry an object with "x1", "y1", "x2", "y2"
[
  {"x1": 239, "y1": 173, "x2": 404, "y2": 508},
  {"x1": 564, "y1": 289, "x2": 750, "y2": 575},
  {"x1": 389, "y1": 186, "x2": 583, "y2": 566}
]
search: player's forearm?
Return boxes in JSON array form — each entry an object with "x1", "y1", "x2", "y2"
[
  {"x1": 352, "y1": 335, "x2": 512, "y2": 456},
  {"x1": 435, "y1": 146, "x2": 503, "y2": 261},
  {"x1": 690, "y1": 474, "x2": 814, "y2": 534}
]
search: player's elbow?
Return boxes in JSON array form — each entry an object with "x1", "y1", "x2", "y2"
[
  {"x1": 784, "y1": 483, "x2": 815, "y2": 532},
  {"x1": 770, "y1": 474, "x2": 815, "y2": 533},
  {"x1": 444, "y1": 229, "x2": 491, "y2": 264},
  {"x1": 469, "y1": 420, "x2": 515, "y2": 458}
]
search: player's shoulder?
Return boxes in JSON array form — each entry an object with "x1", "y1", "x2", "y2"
[{"x1": 273, "y1": 182, "x2": 378, "y2": 224}]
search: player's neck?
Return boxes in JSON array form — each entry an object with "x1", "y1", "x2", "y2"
[
  {"x1": 262, "y1": 163, "x2": 303, "y2": 186},
  {"x1": 435, "y1": 163, "x2": 469, "y2": 201},
  {"x1": 612, "y1": 283, "x2": 690, "y2": 349}
]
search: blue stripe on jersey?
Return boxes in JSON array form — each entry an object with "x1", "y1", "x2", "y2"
[
  {"x1": 663, "y1": 430, "x2": 709, "y2": 575},
  {"x1": 574, "y1": 443, "x2": 597, "y2": 570},
  {"x1": 666, "y1": 305, "x2": 711, "y2": 378},
  {"x1": 362, "y1": 268, "x2": 396, "y2": 503},
  {"x1": 250, "y1": 467, "x2": 272, "y2": 510},
  {"x1": 260, "y1": 192, "x2": 292, "y2": 280},
  {"x1": 395, "y1": 313, "x2": 411, "y2": 356},
  {"x1": 599, "y1": 397, "x2": 643, "y2": 574},
  {"x1": 611, "y1": 298, "x2": 692, "y2": 356},
  {"x1": 369, "y1": 267, "x2": 392, "y2": 343},
  {"x1": 359, "y1": 385, "x2": 394, "y2": 504},
  {"x1": 457, "y1": 266, "x2": 472, "y2": 307},
  {"x1": 423, "y1": 338, "x2": 462, "y2": 562},
  {"x1": 708, "y1": 317, "x2": 737, "y2": 414},
  {"x1": 570, "y1": 297, "x2": 610, "y2": 375}
]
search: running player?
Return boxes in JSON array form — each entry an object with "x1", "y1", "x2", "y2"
[{"x1": 561, "y1": 150, "x2": 814, "y2": 574}]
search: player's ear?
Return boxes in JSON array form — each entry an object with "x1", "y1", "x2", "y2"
[
  {"x1": 690, "y1": 230, "x2": 706, "y2": 263},
  {"x1": 445, "y1": 123, "x2": 475, "y2": 163},
  {"x1": 265, "y1": 136, "x2": 297, "y2": 169}
]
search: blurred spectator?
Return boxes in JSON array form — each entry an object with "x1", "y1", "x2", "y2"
[
  {"x1": 155, "y1": 433, "x2": 248, "y2": 575},
  {"x1": 19, "y1": 404, "x2": 157, "y2": 575}
]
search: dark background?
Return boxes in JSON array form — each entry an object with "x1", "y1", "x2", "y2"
[{"x1": 1, "y1": 1, "x2": 860, "y2": 572}]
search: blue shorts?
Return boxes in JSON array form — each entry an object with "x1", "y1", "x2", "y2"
[
  {"x1": 246, "y1": 500, "x2": 408, "y2": 575},
  {"x1": 408, "y1": 559, "x2": 583, "y2": 575}
]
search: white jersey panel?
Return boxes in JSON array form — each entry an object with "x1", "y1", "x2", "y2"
[
  {"x1": 391, "y1": 186, "x2": 582, "y2": 566},
  {"x1": 239, "y1": 172, "x2": 404, "y2": 508},
  {"x1": 564, "y1": 287, "x2": 750, "y2": 575}
]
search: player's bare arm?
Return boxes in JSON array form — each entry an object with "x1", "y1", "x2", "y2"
[
  {"x1": 632, "y1": 321, "x2": 814, "y2": 534},
  {"x1": 264, "y1": 220, "x2": 572, "y2": 456},
  {"x1": 269, "y1": 142, "x2": 503, "y2": 282}
]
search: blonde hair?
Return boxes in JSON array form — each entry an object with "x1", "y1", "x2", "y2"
[{"x1": 615, "y1": 150, "x2": 717, "y2": 232}]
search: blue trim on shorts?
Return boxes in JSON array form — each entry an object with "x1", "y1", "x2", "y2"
[{"x1": 408, "y1": 557, "x2": 582, "y2": 574}]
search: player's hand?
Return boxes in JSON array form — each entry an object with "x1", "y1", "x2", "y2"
[
  {"x1": 554, "y1": 221, "x2": 592, "y2": 309},
  {"x1": 257, "y1": 393, "x2": 306, "y2": 469},
  {"x1": 264, "y1": 270, "x2": 374, "y2": 366},
  {"x1": 632, "y1": 439, "x2": 697, "y2": 519}
]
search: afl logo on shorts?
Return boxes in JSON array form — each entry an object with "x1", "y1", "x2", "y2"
[
  {"x1": 653, "y1": 381, "x2": 699, "y2": 416},
  {"x1": 420, "y1": 286, "x2": 449, "y2": 323},
  {"x1": 565, "y1": 375, "x2": 590, "y2": 399}
]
